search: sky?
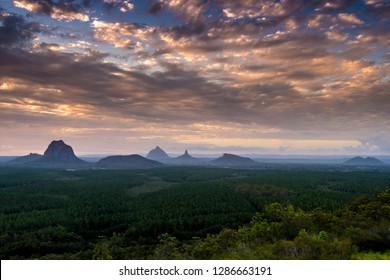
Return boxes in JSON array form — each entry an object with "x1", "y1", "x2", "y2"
[{"x1": 0, "y1": 0, "x2": 389, "y2": 156}]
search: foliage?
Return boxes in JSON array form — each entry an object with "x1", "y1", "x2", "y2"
[
  {"x1": 0, "y1": 167, "x2": 389, "y2": 259},
  {"x1": 175, "y1": 190, "x2": 390, "y2": 260}
]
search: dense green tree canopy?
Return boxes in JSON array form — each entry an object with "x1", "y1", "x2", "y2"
[{"x1": 0, "y1": 167, "x2": 389, "y2": 259}]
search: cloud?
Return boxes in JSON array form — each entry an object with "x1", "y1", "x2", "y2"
[
  {"x1": 365, "y1": 0, "x2": 388, "y2": 7},
  {"x1": 147, "y1": 1, "x2": 165, "y2": 14},
  {"x1": 0, "y1": 11, "x2": 40, "y2": 47},
  {"x1": 325, "y1": 30, "x2": 349, "y2": 41},
  {"x1": 1, "y1": 40, "x2": 389, "y2": 137},
  {"x1": 91, "y1": 20, "x2": 156, "y2": 50},
  {"x1": 33, "y1": 42, "x2": 62, "y2": 51},
  {"x1": 219, "y1": 0, "x2": 292, "y2": 19},
  {"x1": 13, "y1": 0, "x2": 90, "y2": 22},
  {"x1": 338, "y1": 13, "x2": 364, "y2": 24},
  {"x1": 83, "y1": 1, "x2": 390, "y2": 138},
  {"x1": 322, "y1": 0, "x2": 360, "y2": 10},
  {"x1": 102, "y1": 0, "x2": 134, "y2": 12},
  {"x1": 1, "y1": 0, "x2": 390, "y2": 155},
  {"x1": 164, "y1": 0, "x2": 208, "y2": 22}
]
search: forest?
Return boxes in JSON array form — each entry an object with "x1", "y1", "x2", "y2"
[{"x1": 0, "y1": 166, "x2": 389, "y2": 259}]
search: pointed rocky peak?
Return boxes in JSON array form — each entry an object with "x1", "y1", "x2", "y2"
[
  {"x1": 178, "y1": 149, "x2": 194, "y2": 159},
  {"x1": 146, "y1": 146, "x2": 171, "y2": 161},
  {"x1": 172, "y1": 149, "x2": 202, "y2": 165}
]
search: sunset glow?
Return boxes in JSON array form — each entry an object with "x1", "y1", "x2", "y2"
[{"x1": 1, "y1": 0, "x2": 389, "y2": 156}]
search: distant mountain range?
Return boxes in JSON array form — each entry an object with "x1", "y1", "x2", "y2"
[
  {"x1": 6, "y1": 141, "x2": 164, "y2": 169},
  {"x1": 2, "y1": 141, "x2": 389, "y2": 170},
  {"x1": 145, "y1": 146, "x2": 206, "y2": 166},
  {"x1": 342, "y1": 156, "x2": 385, "y2": 166},
  {"x1": 7, "y1": 140, "x2": 86, "y2": 168}
]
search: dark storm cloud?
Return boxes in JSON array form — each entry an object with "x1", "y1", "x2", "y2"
[
  {"x1": 0, "y1": 44, "x2": 318, "y2": 128},
  {"x1": 0, "y1": 47, "x2": 234, "y2": 123},
  {"x1": 0, "y1": 12, "x2": 40, "y2": 47},
  {"x1": 0, "y1": 48, "x2": 118, "y2": 88},
  {"x1": 147, "y1": 0, "x2": 165, "y2": 15}
]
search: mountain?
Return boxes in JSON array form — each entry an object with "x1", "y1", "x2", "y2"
[
  {"x1": 16, "y1": 140, "x2": 88, "y2": 168},
  {"x1": 37, "y1": 140, "x2": 85, "y2": 164},
  {"x1": 5, "y1": 140, "x2": 86, "y2": 168},
  {"x1": 7, "y1": 153, "x2": 42, "y2": 165},
  {"x1": 171, "y1": 150, "x2": 203, "y2": 165},
  {"x1": 96, "y1": 154, "x2": 164, "y2": 169},
  {"x1": 0, "y1": 156, "x2": 17, "y2": 163},
  {"x1": 343, "y1": 156, "x2": 385, "y2": 166},
  {"x1": 176, "y1": 150, "x2": 195, "y2": 161},
  {"x1": 146, "y1": 146, "x2": 171, "y2": 162},
  {"x1": 210, "y1": 153, "x2": 262, "y2": 168}
]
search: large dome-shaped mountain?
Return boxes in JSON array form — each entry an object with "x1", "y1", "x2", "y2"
[{"x1": 40, "y1": 140, "x2": 84, "y2": 163}]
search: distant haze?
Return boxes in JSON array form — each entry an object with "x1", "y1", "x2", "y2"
[{"x1": 1, "y1": 1, "x2": 389, "y2": 156}]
